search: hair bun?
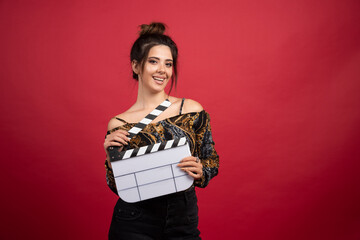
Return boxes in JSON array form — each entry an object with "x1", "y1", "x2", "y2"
[{"x1": 139, "y1": 22, "x2": 166, "y2": 36}]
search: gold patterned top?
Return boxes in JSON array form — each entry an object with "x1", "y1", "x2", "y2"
[{"x1": 105, "y1": 110, "x2": 219, "y2": 195}]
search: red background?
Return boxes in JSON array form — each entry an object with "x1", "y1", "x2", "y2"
[{"x1": 1, "y1": 0, "x2": 360, "y2": 239}]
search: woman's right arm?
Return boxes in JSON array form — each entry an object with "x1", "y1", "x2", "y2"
[{"x1": 104, "y1": 118, "x2": 130, "y2": 195}]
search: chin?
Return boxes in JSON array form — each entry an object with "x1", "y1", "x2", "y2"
[
  {"x1": 150, "y1": 86, "x2": 167, "y2": 94},
  {"x1": 151, "y1": 82, "x2": 169, "y2": 92}
]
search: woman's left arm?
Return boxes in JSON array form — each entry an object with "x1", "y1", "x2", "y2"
[{"x1": 193, "y1": 111, "x2": 219, "y2": 188}]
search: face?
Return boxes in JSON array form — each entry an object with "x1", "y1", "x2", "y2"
[{"x1": 134, "y1": 45, "x2": 173, "y2": 93}]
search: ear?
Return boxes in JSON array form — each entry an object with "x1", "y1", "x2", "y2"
[{"x1": 132, "y1": 60, "x2": 140, "y2": 75}]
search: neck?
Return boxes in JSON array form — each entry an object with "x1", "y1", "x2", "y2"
[{"x1": 135, "y1": 84, "x2": 169, "y2": 110}]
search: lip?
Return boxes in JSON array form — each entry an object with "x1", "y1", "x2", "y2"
[
  {"x1": 152, "y1": 76, "x2": 166, "y2": 83},
  {"x1": 153, "y1": 76, "x2": 166, "y2": 80}
]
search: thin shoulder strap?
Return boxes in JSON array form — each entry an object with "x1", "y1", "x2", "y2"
[
  {"x1": 179, "y1": 98, "x2": 185, "y2": 115},
  {"x1": 114, "y1": 117, "x2": 127, "y2": 124}
]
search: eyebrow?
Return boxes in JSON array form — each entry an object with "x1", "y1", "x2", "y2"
[{"x1": 148, "y1": 56, "x2": 173, "y2": 62}]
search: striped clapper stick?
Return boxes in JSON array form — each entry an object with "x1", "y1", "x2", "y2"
[
  {"x1": 108, "y1": 100, "x2": 194, "y2": 202},
  {"x1": 108, "y1": 99, "x2": 172, "y2": 156}
]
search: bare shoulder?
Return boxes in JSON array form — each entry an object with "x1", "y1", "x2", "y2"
[
  {"x1": 107, "y1": 113, "x2": 127, "y2": 131},
  {"x1": 182, "y1": 98, "x2": 204, "y2": 113},
  {"x1": 168, "y1": 96, "x2": 182, "y2": 105}
]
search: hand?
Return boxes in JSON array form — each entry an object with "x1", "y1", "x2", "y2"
[
  {"x1": 104, "y1": 129, "x2": 130, "y2": 156},
  {"x1": 177, "y1": 156, "x2": 203, "y2": 180}
]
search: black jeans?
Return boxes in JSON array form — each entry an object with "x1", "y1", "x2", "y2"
[{"x1": 108, "y1": 186, "x2": 201, "y2": 240}]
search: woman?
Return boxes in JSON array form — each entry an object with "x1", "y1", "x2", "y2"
[{"x1": 104, "y1": 22, "x2": 219, "y2": 240}]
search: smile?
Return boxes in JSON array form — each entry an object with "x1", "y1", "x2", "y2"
[{"x1": 153, "y1": 76, "x2": 166, "y2": 82}]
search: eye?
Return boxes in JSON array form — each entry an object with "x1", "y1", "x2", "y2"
[
  {"x1": 148, "y1": 59, "x2": 157, "y2": 64},
  {"x1": 166, "y1": 62, "x2": 173, "y2": 67}
]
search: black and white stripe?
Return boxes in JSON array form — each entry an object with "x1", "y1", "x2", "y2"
[
  {"x1": 110, "y1": 137, "x2": 187, "y2": 162},
  {"x1": 108, "y1": 99, "x2": 171, "y2": 158},
  {"x1": 127, "y1": 99, "x2": 171, "y2": 139}
]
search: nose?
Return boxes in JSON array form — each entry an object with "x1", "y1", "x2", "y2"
[{"x1": 157, "y1": 63, "x2": 165, "y2": 73}]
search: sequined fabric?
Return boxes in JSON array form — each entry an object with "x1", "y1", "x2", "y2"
[{"x1": 105, "y1": 110, "x2": 219, "y2": 195}]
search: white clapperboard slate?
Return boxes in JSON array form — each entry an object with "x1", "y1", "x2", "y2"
[{"x1": 108, "y1": 100, "x2": 194, "y2": 203}]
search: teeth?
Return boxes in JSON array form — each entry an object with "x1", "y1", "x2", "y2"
[{"x1": 153, "y1": 77, "x2": 165, "y2": 81}]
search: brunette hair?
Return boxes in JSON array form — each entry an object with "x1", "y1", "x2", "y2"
[{"x1": 130, "y1": 22, "x2": 178, "y2": 93}]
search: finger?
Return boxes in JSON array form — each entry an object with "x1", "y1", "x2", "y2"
[
  {"x1": 179, "y1": 156, "x2": 197, "y2": 162},
  {"x1": 114, "y1": 129, "x2": 130, "y2": 136},
  {"x1": 181, "y1": 167, "x2": 201, "y2": 173},
  {"x1": 177, "y1": 162, "x2": 197, "y2": 168},
  {"x1": 177, "y1": 161, "x2": 202, "y2": 167},
  {"x1": 107, "y1": 141, "x2": 122, "y2": 147},
  {"x1": 184, "y1": 169, "x2": 201, "y2": 180},
  {"x1": 105, "y1": 140, "x2": 124, "y2": 147},
  {"x1": 105, "y1": 137, "x2": 125, "y2": 146},
  {"x1": 112, "y1": 136, "x2": 128, "y2": 145},
  {"x1": 106, "y1": 132, "x2": 129, "y2": 141},
  {"x1": 113, "y1": 134, "x2": 131, "y2": 142},
  {"x1": 113, "y1": 133, "x2": 131, "y2": 142}
]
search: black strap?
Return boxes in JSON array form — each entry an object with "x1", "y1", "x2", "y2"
[
  {"x1": 179, "y1": 98, "x2": 185, "y2": 115},
  {"x1": 115, "y1": 117, "x2": 127, "y2": 123}
]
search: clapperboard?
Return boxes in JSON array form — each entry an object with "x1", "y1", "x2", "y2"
[{"x1": 108, "y1": 99, "x2": 194, "y2": 203}]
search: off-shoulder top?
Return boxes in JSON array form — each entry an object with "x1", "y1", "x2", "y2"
[{"x1": 105, "y1": 109, "x2": 219, "y2": 195}]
